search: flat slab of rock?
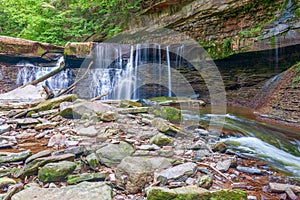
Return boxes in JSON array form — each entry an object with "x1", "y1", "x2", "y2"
[
  {"x1": 157, "y1": 162, "x2": 198, "y2": 185},
  {"x1": 96, "y1": 141, "x2": 135, "y2": 167},
  {"x1": 25, "y1": 150, "x2": 52, "y2": 164},
  {"x1": 0, "y1": 136, "x2": 17, "y2": 148},
  {"x1": 0, "y1": 85, "x2": 46, "y2": 102},
  {"x1": 38, "y1": 161, "x2": 76, "y2": 182},
  {"x1": 76, "y1": 126, "x2": 98, "y2": 137},
  {"x1": 146, "y1": 186, "x2": 210, "y2": 199},
  {"x1": 0, "y1": 150, "x2": 31, "y2": 163},
  {"x1": 236, "y1": 166, "x2": 262, "y2": 174},
  {"x1": 117, "y1": 107, "x2": 149, "y2": 114},
  {"x1": 67, "y1": 172, "x2": 106, "y2": 184},
  {"x1": 269, "y1": 182, "x2": 300, "y2": 193},
  {"x1": 12, "y1": 181, "x2": 112, "y2": 200}
]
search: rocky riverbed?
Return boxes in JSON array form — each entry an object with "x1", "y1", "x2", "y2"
[{"x1": 0, "y1": 86, "x2": 299, "y2": 200}]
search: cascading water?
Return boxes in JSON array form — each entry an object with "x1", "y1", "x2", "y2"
[
  {"x1": 84, "y1": 43, "x2": 185, "y2": 100},
  {"x1": 16, "y1": 57, "x2": 72, "y2": 94}
]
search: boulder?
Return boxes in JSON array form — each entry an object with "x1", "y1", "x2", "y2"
[
  {"x1": 38, "y1": 161, "x2": 76, "y2": 182},
  {"x1": 15, "y1": 153, "x2": 75, "y2": 178},
  {"x1": 96, "y1": 142, "x2": 135, "y2": 167},
  {"x1": 152, "y1": 106, "x2": 182, "y2": 122},
  {"x1": 151, "y1": 118, "x2": 170, "y2": 133},
  {"x1": 150, "y1": 133, "x2": 173, "y2": 147},
  {"x1": 76, "y1": 126, "x2": 98, "y2": 137},
  {"x1": 99, "y1": 111, "x2": 118, "y2": 122},
  {"x1": 116, "y1": 156, "x2": 171, "y2": 194},
  {"x1": 156, "y1": 162, "x2": 197, "y2": 185},
  {"x1": 197, "y1": 175, "x2": 213, "y2": 189},
  {"x1": 86, "y1": 153, "x2": 100, "y2": 170},
  {"x1": 146, "y1": 186, "x2": 210, "y2": 200},
  {"x1": 0, "y1": 85, "x2": 47, "y2": 103},
  {"x1": 67, "y1": 172, "x2": 106, "y2": 184},
  {"x1": 12, "y1": 181, "x2": 112, "y2": 200}
]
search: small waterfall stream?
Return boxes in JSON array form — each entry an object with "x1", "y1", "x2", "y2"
[
  {"x1": 16, "y1": 57, "x2": 72, "y2": 94},
  {"x1": 81, "y1": 43, "x2": 185, "y2": 100}
]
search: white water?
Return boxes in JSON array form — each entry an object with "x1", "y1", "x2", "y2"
[
  {"x1": 16, "y1": 57, "x2": 71, "y2": 94},
  {"x1": 85, "y1": 43, "x2": 185, "y2": 99}
]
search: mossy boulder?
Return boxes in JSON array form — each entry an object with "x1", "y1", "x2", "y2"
[
  {"x1": 118, "y1": 100, "x2": 142, "y2": 108},
  {"x1": 153, "y1": 106, "x2": 182, "y2": 122},
  {"x1": 210, "y1": 189, "x2": 247, "y2": 200},
  {"x1": 150, "y1": 133, "x2": 173, "y2": 147},
  {"x1": 146, "y1": 186, "x2": 211, "y2": 200},
  {"x1": 38, "y1": 161, "x2": 76, "y2": 183}
]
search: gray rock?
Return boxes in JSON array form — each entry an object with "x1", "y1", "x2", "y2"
[
  {"x1": 0, "y1": 85, "x2": 46, "y2": 102},
  {"x1": 25, "y1": 150, "x2": 52, "y2": 164},
  {"x1": 99, "y1": 111, "x2": 118, "y2": 122},
  {"x1": 269, "y1": 182, "x2": 300, "y2": 193},
  {"x1": 47, "y1": 134, "x2": 66, "y2": 147},
  {"x1": 197, "y1": 174, "x2": 213, "y2": 189},
  {"x1": 52, "y1": 146, "x2": 87, "y2": 157},
  {"x1": 86, "y1": 153, "x2": 100, "y2": 170},
  {"x1": 156, "y1": 162, "x2": 197, "y2": 185},
  {"x1": 116, "y1": 156, "x2": 171, "y2": 194},
  {"x1": 7, "y1": 118, "x2": 39, "y2": 126},
  {"x1": 67, "y1": 172, "x2": 106, "y2": 184},
  {"x1": 76, "y1": 126, "x2": 98, "y2": 137},
  {"x1": 38, "y1": 161, "x2": 76, "y2": 182},
  {"x1": 117, "y1": 107, "x2": 149, "y2": 114},
  {"x1": 0, "y1": 136, "x2": 17, "y2": 148},
  {"x1": 146, "y1": 186, "x2": 210, "y2": 199},
  {"x1": 12, "y1": 181, "x2": 112, "y2": 200},
  {"x1": 236, "y1": 166, "x2": 262, "y2": 174},
  {"x1": 0, "y1": 150, "x2": 31, "y2": 163},
  {"x1": 96, "y1": 142, "x2": 135, "y2": 167},
  {"x1": 0, "y1": 124, "x2": 11, "y2": 134},
  {"x1": 216, "y1": 159, "x2": 232, "y2": 172},
  {"x1": 137, "y1": 144, "x2": 160, "y2": 151}
]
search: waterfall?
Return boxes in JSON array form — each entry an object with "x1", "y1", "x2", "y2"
[
  {"x1": 85, "y1": 43, "x2": 186, "y2": 100},
  {"x1": 16, "y1": 57, "x2": 72, "y2": 94}
]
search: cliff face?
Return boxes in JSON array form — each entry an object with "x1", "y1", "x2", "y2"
[{"x1": 130, "y1": 0, "x2": 300, "y2": 58}]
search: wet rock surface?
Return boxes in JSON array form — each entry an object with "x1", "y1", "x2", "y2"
[{"x1": 0, "y1": 92, "x2": 298, "y2": 199}]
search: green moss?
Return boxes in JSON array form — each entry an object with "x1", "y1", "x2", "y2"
[
  {"x1": 147, "y1": 189, "x2": 177, "y2": 200},
  {"x1": 37, "y1": 45, "x2": 44, "y2": 56},
  {"x1": 153, "y1": 106, "x2": 182, "y2": 122},
  {"x1": 26, "y1": 110, "x2": 36, "y2": 117},
  {"x1": 210, "y1": 189, "x2": 247, "y2": 200}
]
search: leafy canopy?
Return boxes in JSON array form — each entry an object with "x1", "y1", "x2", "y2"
[{"x1": 0, "y1": 0, "x2": 142, "y2": 45}]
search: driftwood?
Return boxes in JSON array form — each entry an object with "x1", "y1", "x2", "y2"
[
  {"x1": 23, "y1": 60, "x2": 65, "y2": 87},
  {"x1": 91, "y1": 93, "x2": 108, "y2": 101},
  {"x1": 56, "y1": 61, "x2": 93, "y2": 97}
]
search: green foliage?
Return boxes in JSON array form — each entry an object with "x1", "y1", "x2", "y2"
[
  {"x1": 292, "y1": 62, "x2": 300, "y2": 87},
  {"x1": 0, "y1": 0, "x2": 143, "y2": 45}
]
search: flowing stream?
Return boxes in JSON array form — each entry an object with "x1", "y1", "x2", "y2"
[{"x1": 183, "y1": 106, "x2": 300, "y2": 177}]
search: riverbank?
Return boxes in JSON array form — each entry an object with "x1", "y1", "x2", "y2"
[{"x1": 0, "y1": 87, "x2": 299, "y2": 199}]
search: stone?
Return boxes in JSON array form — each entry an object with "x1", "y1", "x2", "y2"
[
  {"x1": 117, "y1": 107, "x2": 149, "y2": 114},
  {"x1": 0, "y1": 85, "x2": 47, "y2": 102},
  {"x1": 213, "y1": 142, "x2": 227, "y2": 153},
  {"x1": 38, "y1": 161, "x2": 76, "y2": 183},
  {"x1": 269, "y1": 182, "x2": 300, "y2": 193},
  {"x1": 34, "y1": 122, "x2": 58, "y2": 131},
  {"x1": 116, "y1": 156, "x2": 171, "y2": 194},
  {"x1": 76, "y1": 125, "x2": 98, "y2": 137},
  {"x1": 153, "y1": 106, "x2": 182, "y2": 122},
  {"x1": 96, "y1": 142, "x2": 135, "y2": 167},
  {"x1": 247, "y1": 196, "x2": 258, "y2": 200},
  {"x1": 197, "y1": 175, "x2": 213, "y2": 189},
  {"x1": 216, "y1": 159, "x2": 232, "y2": 172},
  {"x1": 99, "y1": 111, "x2": 118, "y2": 122},
  {"x1": 86, "y1": 153, "x2": 100, "y2": 170},
  {"x1": 0, "y1": 177, "x2": 16, "y2": 188},
  {"x1": 0, "y1": 150, "x2": 31, "y2": 163},
  {"x1": 52, "y1": 146, "x2": 87, "y2": 157},
  {"x1": 25, "y1": 150, "x2": 52, "y2": 164},
  {"x1": 12, "y1": 181, "x2": 112, "y2": 200},
  {"x1": 59, "y1": 101, "x2": 112, "y2": 119},
  {"x1": 150, "y1": 133, "x2": 173, "y2": 147},
  {"x1": 7, "y1": 118, "x2": 39, "y2": 126},
  {"x1": 0, "y1": 136, "x2": 17, "y2": 148},
  {"x1": 156, "y1": 162, "x2": 198, "y2": 185},
  {"x1": 137, "y1": 144, "x2": 160, "y2": 151},
  {"x1": 67, "y1": 172, "x2": 106, "y2": 184},
  {"x1": 210, "y1": 189, "x2": 247, "y2": 200},
  {"x1": 236, "y1": 166, "x2": 262, "y2": 175},
  {"x1": 118, "y1": 100, "x2": 142, "y2": 108},
  {"x1": 36, "y1": 94, "x2": 77, "y2": 111},
  {"x1": 47, "y1": 133, "x2": 66, "y2": 147},
  {"x1": 0, "y1": 124, "x2": 11, "y2": 134},
  {"x1": 15, "y1": 153, "x2": 75, "y2": 178},
  {"x1": 146, "y1": 186, "x2": 210, "y2": 200},
  {"x1": 151, "y1": 118, "x2": 170, "y2": 133}
]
